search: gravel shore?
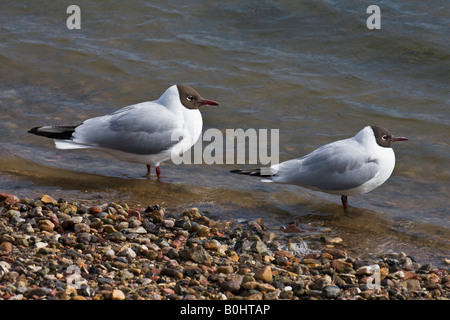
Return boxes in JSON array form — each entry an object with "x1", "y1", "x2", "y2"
[{"x1": 0, "y1": 192, "x2": 448, "y2": 300}]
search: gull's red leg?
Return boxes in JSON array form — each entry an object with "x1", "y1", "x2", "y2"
[
  {"x1": 156, "y1": 166, "x2": 161, "y2": 179},
  {"x1": 341, "y1": 195, "x2": 348, "y2": 211}
]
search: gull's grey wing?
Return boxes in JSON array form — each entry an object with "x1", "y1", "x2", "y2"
[
  {"x1": 72, "y1": 102, "x2": 183, "y2": 155},
  {"x1": 273, "y1": 139, "x2": 379, "y2": 191}
]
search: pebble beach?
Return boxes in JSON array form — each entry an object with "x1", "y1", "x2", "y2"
[{"x1": 0, "y1": 192, "x2": 448, "y2": 301}]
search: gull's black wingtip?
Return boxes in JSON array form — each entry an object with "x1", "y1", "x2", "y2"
[
  {"x1": 230, "y1": 168, "x2": 259, "y2": 176},
  {"x1": 230, "y1": 168, "x2": 273, "y2": 177},
  {"x1": 28, "y1": 127, "x2": 40, "y2": 134},
  {"x1": 27, "y1": 125, "x2": 78, "y2": 139},
  {"x1": 230, "y1": 169, "x2": 247, "y2": 174}
]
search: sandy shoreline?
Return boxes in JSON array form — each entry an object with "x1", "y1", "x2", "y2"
[{"x1": 0, "y1": 192, "x2": 448, "y2": 300}]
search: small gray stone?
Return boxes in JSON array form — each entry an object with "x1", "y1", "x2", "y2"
[
  {"x1": 74, "y1": 223, "x2": 90, "y2": 233},
  {"x1": 129, "y1": 226, "x2": 147, "y2": 234},
  {"x1": 155, "y1": 238, "x2": 170, "y2": 249},
  {"x1": 322, "y1": 285, "x2": 341, "y2": 299},
  {"x1": 20, "y1": 223, "x2": 35, "y2": 233},
  {"x1": 220, "y1": 275, "x2": 242, "y2": 294},
  {"x1": 252, "y1": 240, "x2": 268, "y2": 253},
  {"x1": 105, "y1": 232, "x2": 126, "y2": 242},
  {"x1": 129, "y1": 219, "x2": 142, "y2": 228},
  {"x1": 76, "y1": 232, "x2": 92, "y2": 244},
  {"x1": 180, "y1": 245, "x2": 211, "y2": 263},
  {"x1": 65, "y1": 248, "x2": 81, "y2": 258},
  {"x1": 98, "y1": 278, "x2": 116, "y2": 285},
  {"x1": 403, "y1": 279, "x2": 422, "y2": 292}
]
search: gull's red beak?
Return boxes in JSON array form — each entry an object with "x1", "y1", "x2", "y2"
[
  {"x1": 393, "y1": 136, "x2": 408, "y2": 142},
  {"x1": 200, "y1": 99, "x2": 219, "y2": 106}
]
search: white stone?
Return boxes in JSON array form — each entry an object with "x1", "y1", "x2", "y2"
[{"x1": 35, "y1": 242, "x2": 49, "y2": 249}]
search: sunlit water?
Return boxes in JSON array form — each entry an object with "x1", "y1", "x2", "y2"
[{"x1": 1, "y1": 0, "x2": 449, "y2": 266}]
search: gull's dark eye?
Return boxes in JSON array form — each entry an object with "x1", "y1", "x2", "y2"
[
  {"x1": 382, "y1": 135, "x2": 389, "y2": 140},
  {"x1": 187, "y1": 95, "x2": 194, "y2": 101}
]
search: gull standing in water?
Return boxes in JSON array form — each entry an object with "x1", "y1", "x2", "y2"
[
  {"x1": 232, "y1": 126, "x2": 407, "y2": 210},
  {"x1": 28, "y1": 84, "x2": 219, "y2": 178}
]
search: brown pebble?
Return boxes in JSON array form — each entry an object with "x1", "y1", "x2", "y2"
[
  {"x1": 183, "y1": 208, "x2": 201, "y2": 220},
  {"x1": 322, "y1": 248, "x2": 348, "y2": 259},
  {"x1": 283, "y1": 224, "x2": 301, "y2": 233},
  {"x1": 403, "y1": 279, "x2": 422, "y2": 292},
  {"x1": 241, "y1": 281, "x2": 259, "y2": 290},
  {"x1": 254, "y1": 266, "x2": 272, "y2": 283},
  {"x1": 147, "y1": 208, "x2": 165, "y2": 222},
  {"x1": 39, "y1": 219, "x2": 55, "y2": 232},
  {"x1": 320, "y1": 252, "x2": 334, "y2": 260},
  {"x1": 0, "y1": 193, "x2": 19, "y2": 206},
  {"x1": 112, "y1": 289, "x2": 126, "y2": 300},
  {"x1": 40, "y1": 194, "x2": 58, "y2": 205},
  {"x1": 0, "y1": 242, "x2": 13, "y2": 254},
  {"x1": 127, "y1": 209, "x2": 142, "y2": 221},
  {"x1": 217, "y1": 265, "x2": 234, "y2": 274},
  {"x1": 257, "y1": 283, "x2": 276, "y2": 292},
  {"x1": 89, "y1": 206, "x2": 103, "y2": 214},
  {"x1": 332, "y1": 259, "x2": 353, "y2": 273},
  {"x1": 204, "y1": 240, "x2": 221, "y2": 251},
  {"x1": 103, "y1": 225, "x2": 118, "y2": 233},
  {"x1": 161, "y1": 287, "x2": 175, "y2": 295},
  {"x1": 275, "y1": 250, "x2": 293, "y2": 258},
  {"x1": 190, "y1": 224, "x2": 211, "y2": 237},
  {"x1": 171, "y1": 235, "x2": 186, "y2": 249},
  {"x1": 403, "y1": 271, "x2": 419, "y2": 280},
  {"x1": 228, "y1": 251, "x2": 239, "y2": 262}
]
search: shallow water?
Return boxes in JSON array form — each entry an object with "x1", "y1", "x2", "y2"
[{"x1": 1, "y1": 1, "x2": 449, "y2": 266}]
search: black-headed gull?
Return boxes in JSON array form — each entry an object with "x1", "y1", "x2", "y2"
[
  {"x1": 28, "y1": 84, "x2": 219, "y2": 178},
  {"x1": 232, "y1": 126, "x2": 407, "y2": 210}
]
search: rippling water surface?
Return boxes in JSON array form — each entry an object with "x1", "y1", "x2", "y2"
[{"x1": 1, "y1": 1, "x2": 449, "y2": 266}]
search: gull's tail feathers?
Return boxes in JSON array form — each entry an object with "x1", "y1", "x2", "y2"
[{"x1": 53, "y1": 140, "x2": 95, "y2": 150}]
